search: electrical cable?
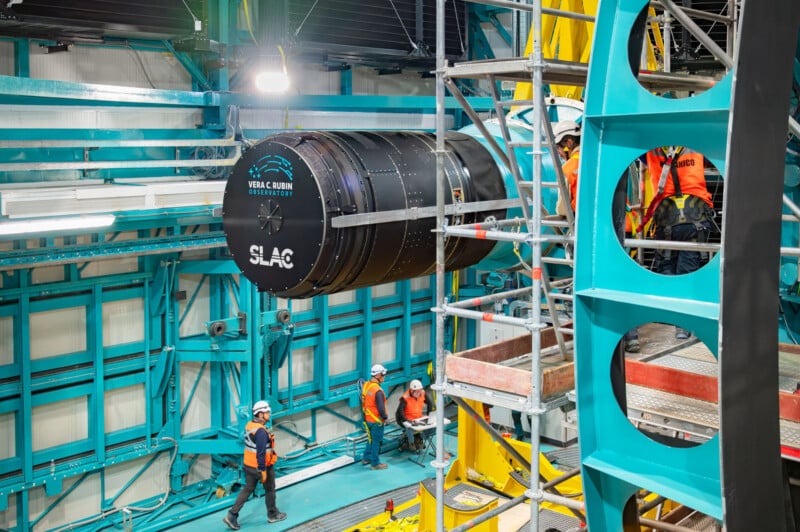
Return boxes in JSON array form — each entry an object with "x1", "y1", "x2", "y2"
[
  {"x1": 50, "y1": 437, "x2": 179, "y2": 531},
  {"x1": 692, "y1": 5, "x2": 730, "y2": 55},
  {"x1": 125, "y1": 44, "x2": 156, "y2": 89},
  {"x1": 242, "y1": 0, "x2": 259, "y2": 45},
  {"x1": 387, "y1": 0, "x2": 419, "y2": 51},
  {"x1": 451, "y1": 0, "x2": 465, "y2": 55},
  {"x1": 181, "y1": 0, "x2": 200, "y2": 25},
  {"x1": 294, "y1": 0, "x2": 321, "y2": 37}
]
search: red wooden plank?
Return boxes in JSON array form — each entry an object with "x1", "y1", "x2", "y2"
[
  {"x1": 625, "y1": 359, "x2": 718, "y2": 403},
  {"x1": 778, "y1": 391, "x2": 800, "y2": 423}
]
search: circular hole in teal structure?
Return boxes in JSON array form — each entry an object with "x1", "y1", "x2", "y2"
[
  {"x1": 611, "y1": 147, "x2": 723, "y2": 277},
  {"x1": 623, "y1": 491, "x2": 718, "y2": 527},
  {"x1": 611, "y1": 323, "x2": 719, "y2": 448}
]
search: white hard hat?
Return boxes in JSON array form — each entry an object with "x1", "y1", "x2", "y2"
[
  {"x1": 252, "y1": 400, "x2": 271, "y2": 415},
  {"x1": 371, "y1": 364, "x2": 387, "y2": 376},
  {"x1": 410, "y1": 379, "x2": 423, "y2": 391},
  {"x1": 553, "y1": 120, "x2": 581, "y2": 144}
]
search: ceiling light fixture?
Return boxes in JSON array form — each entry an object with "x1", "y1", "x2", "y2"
[
  {"x1": 0, "y1": 214, "x2": 116, "y2": 236},
  {"x1": 254, "y1": 45, "x2": 290, "y2": 94},
  {"x1": 254, "y1": 70, "x2": 290, "y2": 94}
]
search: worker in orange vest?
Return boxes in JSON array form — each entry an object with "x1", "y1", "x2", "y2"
[
  {"x1": 643, "y1": 146, "x2": 716, "y2": 339},
  {"x1": 554, "y1": 120, "x2": 582, "y2": 217},
  {"x1": 396, "y1": 379, "x2": 434, "y2": 451},
  {"x1": 361, "y1": 364, "x2": 389, "y2": 470},
  {"x1": 224, "y1": 400, "x2": 286, "y2": 530}
]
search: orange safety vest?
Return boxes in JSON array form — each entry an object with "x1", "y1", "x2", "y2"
[
  {"x1": 562, "y1": 147, "x2": 580, "y2": 211},
  {"x1": 401, "y1": 390, "x2": 426, "y2": 420},
  {"x1": 645, "y1": 148, "x2": 712, "y2": 208},
  {"x1": 243, "y1": 420, "x2": 277, "y2": 468},
  {"x1": 362, "y1": 379, "x2": 384, "y2": 424}
]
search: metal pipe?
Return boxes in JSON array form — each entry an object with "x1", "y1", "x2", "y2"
[
  {"x1": 541, "y1": 109, "x2": 575, "y2": 229},
  {"x1": 330, "y1": 198, "x2": 519, "y2": 229},
  {"x1": 538, "y1": 490, "x2": 585, "y2": 511},
  {"x1": 451, "y1": 396, "x2": 532, "y2": 471},
  {"x1": 726, "y1": 0, "x2": 736, "y2": 54},
  {"x1": 443, "y1": 226, "x2": 530, "y2": 243},
  {"x1": 658, "y1": 0, "x2": 733, "y2": 69},
  {"x1": 450, "y1": 399, "x2": 588, "y2": 522},
  {"x1": 638, "y1": 495, "x2": 667, "y2": 514},
  {"x1": 639, "y1": 516, "x2": 699, "y2": 532},
  {"x1": 448, "y1": 287, "x2": 533, "y2": 309},
  {"x1": 442, "y1": 304, "x2": 538, "y2": 329},
  {"x1": 459, "y1": 217, "x2": 526, "y2": 230},
  {"x1": 529, "y1": 1, "x2": 545, "y2": 529},
  {"x1": 541, "y1": 467, "x2": 581, "y2": 489},
  {"x1": 448, "y1": 493, "x2": 528, "y2": 532},
  {"x1": 790, "y1": 116, "x2": 800, "y2": 142},
  {"x1": 663, "y1": 11, "x2": 672, "y2": 73},
  {"x1": 443, "y1": 77, "x2": 512, "y2": 169},
  {"x1": 434, "y1": 1, "x2": 447, "y2": 530},
  {"x1": 784, "y1": 194, "x2": 800, "y2": 220},
  {"x1": 542, "y1": 257, "x2": 575, "y2": 266},
  {"x1": 623, "y1": 238, "x2": 720, "y2": 252},
  {"x1": 651, "y1": 0, "x2": 734, "y2": 23},
  {"x1": 781, "y1": 247, "x2": 800, "y2": 258}
]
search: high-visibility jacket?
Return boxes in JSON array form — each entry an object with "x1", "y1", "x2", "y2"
[
  {"x1": 243, "y1": 420, "x2": 277, "y2": 469},
  {"x1": 362, "y1": 379, "x2": 385, "y2": 424},
  {"x1": 646, "y1": 148, "x2": 712, "y2": 208},
  {"x1": 400, "y1": 391, "x2": 426, "y2": 421},
  {"x1": 562, "y1": 147, "x2": 580, "y2": 212}
]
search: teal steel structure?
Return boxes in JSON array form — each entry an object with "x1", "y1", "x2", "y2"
[
  {"x1": 576, "y1": 0, "x2": 799, "y2": 529},
  {"x1": 0, "y1": 5, "x2": 500, "y2": 529},
  {"x1": 4, "y1": 1, "x2": 799, "y2": 529}
]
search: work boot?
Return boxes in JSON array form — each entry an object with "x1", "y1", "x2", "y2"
[
  {"x1": 675, "y1": 328, "x2": 690, "y2": 340},
  {"x1": 223, "y1": 511, "x2": 241, "y2": 531},
  {"x1": 361, "y1": 459, "x2": 371, "y2": 465},
  {"x1": 371, "y1": 463, "x2": 388, "y2": 470},
  {"x1": 625, "y1": 339, "x2": 640, "y2": 353},
  {"x1": 268, "y1": 511, "x2": 287, "y2": 523}
]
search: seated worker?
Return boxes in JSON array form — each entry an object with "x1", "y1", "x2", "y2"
[{"x1": 395, "y1": 379, "x2": 434, "y2": 451}]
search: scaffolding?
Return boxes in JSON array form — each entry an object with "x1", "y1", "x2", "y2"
[
  {"x1": 428, "y1": 1, "x2": 755, "y2": 531},
  {"x1": 432, "y1": 1, "x2": 583, "y2": 531}
]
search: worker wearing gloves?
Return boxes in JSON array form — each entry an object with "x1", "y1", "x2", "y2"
[
  {"x1": 224, "y1": 400, "x2": 286, "y2": 530},
  {"x1": 361, "y1": 364, "x2": 389, "y2": 470},
  {"x1": 395, "y1": 379, "x2": 434, "y2": 451}
]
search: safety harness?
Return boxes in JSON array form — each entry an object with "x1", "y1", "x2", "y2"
[{"x1": 637, "y1": 147, "x2": 716, "y2": 261}]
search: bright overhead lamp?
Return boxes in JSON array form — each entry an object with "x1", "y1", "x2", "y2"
[
  {"x1": 254, "y1": 70, "x2": 290, "y2": 94},
  {"x1": 0, "y1": 214, "x2": 116, "y2": 236},
  {"x1": 254, "y1": 45, "x2": 290, "y2": 94}
]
